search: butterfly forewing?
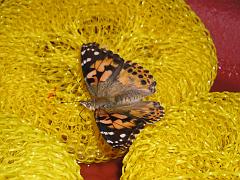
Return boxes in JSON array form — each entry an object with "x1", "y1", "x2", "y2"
[
  {"x1": 81, "y1": 43, "x2": 124, "y2": 96},
  {"x1": 111, "y1": 61, "x2": 156, "y2": 97},
  {"x1": 81, "y1": 43, "x2": 156, "y2": 100}
]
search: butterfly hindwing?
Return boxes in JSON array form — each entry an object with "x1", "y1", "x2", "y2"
[
  {"x1": 117, "y1": 101, "x2": 164, "y2": 124},
  {"x1": 95, "y1": 108, "x2": 144, "y2": 149},
  {"x1": 95, "y1": 101, "x2": 164, "y2": 149}
]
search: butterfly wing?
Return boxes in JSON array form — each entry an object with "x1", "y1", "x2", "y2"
[
  {"x1": 109, "y1": 60, "x2": 156, "y2": 101},
  {"x1": 81, "y1": 43, "x2": 156, "y2": 100},
  {"x1": 95, "y1": 101, "x2": 164, "y2": 149},
  {"x1": 81, "y1": 43, "x2": 124, "y2": 96}
]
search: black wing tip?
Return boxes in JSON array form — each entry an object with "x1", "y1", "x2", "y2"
[
  {"x1": 81, "y1": 42, "x2": 99, "y2": 51},
  {"x1": 82, "y1": 42, "x2": 99, "y2": 47},
  {"x1": 82, "y1": 42, "x2": 124, "y2": 63}
]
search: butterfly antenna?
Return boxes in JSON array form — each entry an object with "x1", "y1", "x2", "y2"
[
  {"x1": 78, "y1": 107, "x2": 86, "y2": 121},
  {"x1": 60, "y1": 100, "x2": 83, "y2": 104}
]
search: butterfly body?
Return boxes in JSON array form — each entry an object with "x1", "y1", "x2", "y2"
[
  {"x1": 80, "y1": 42, "x2": 164, "y2": 149},
  {"x1": 80, "y1": 97, "x2": 115, "y2": 111},
  {"x1": 80, "y1": 90, "x2": 144, "y2": 110}
]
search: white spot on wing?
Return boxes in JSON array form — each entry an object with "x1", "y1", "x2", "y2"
[
  {"x1": 86, "y1": 58, "x2": 91, "y2": 62},
  {"x1": 108, "y1": 132, "x2": 114, "y2": 135},
  {"x1": 94, "y1": 51, "x2": 99, "y2": 55},
  {"x1": 120, "y1": 134, "x2": 126, "y2": 138},
  {"x1": 81, "y1": 50, "x2": 86, "y2": 55},
  {"x1": 107, "y1": 140, "x2": 113, "y2": 144}
]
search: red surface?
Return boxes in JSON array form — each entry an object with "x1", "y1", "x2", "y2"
[
  {"x1": 187, "y1": 0, "x2": 240, "y2": 92},
  {"x1": 80, "y1": 159, "x2": 122, "y2": 180},
  {"x1": 80, "y1": 1, "x2": 240, "y2": 179}
]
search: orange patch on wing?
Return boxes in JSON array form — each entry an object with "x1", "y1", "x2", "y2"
[
  {"x1": 90, "y1": 58, "x2": 113, "y2": 72},
  {"x1": 100, "y1": 70, "x2": 112, "y2": 82},
  {"x1": 93, "y1": 60, "x2": 102, "y2": 70},
  {"x1": 118, "y1": 70, "x2": 131, "y2": 85},
  {"x1": 87, "y1": 70, "x2": 97, "y2": 79},
  {"x1": 129, "y1": 102, "x2": 160, "y2": 118},
  {"x1": 111, "y1": 113, "x2": 128, "y2": 119},
  {"x1": 118, "y1": 69, "x2": 149, "y2": 89},
  {"x1": 118, "y1": 65, "x2": 154, "y2": 89},
  {"x1": 100, "y1": 119, "x2": 113, "y2": 124},
  {"x1": 86, "y1": 70, "x2": 98, "y2": 85},
  {"x1": 109, "y1": 119, "x2": 135, "y2": 129},
  {"x1": 130, "y1": 110, "x2": 145, "y2": 117},
  {"x1": 97, "y1": 109, "x2": 110, "y2": 117}
]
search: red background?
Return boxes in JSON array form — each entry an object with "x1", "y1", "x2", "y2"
[
  {"x1": 80, "y1": 1, "x2": 240, "y2": 179},
  {"x1": 188, "y1": 0, "x2": 240, "y2": 92}
]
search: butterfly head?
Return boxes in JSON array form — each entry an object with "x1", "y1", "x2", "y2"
[{"x1": 80, "y1": 101, "x2": 95, "y2": 111}]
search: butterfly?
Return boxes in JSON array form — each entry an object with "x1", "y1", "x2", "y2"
[{"x1": 80, "y1": 42, "x2": 164, "y2": 149}]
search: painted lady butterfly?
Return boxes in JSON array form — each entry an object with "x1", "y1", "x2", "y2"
[{"x1": 80, "y1": 42, "x2": 164, "y2": 149}]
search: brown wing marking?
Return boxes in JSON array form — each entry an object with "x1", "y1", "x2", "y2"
[
  {"x1": 117, "y1": 61, "x2": 156, "y2": 94},
  {"x1": 112, "y1": 101, "x2": 164, "y2": 124},
  {"x1": 96, "y1": 109, "x2": 136, "y2": 129}
]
